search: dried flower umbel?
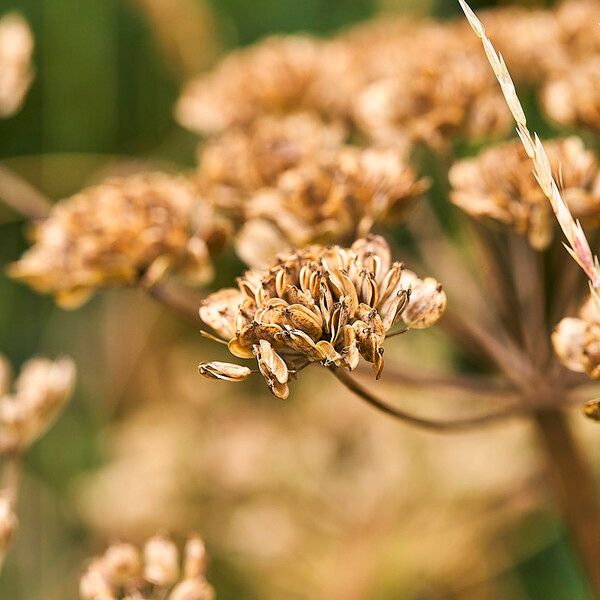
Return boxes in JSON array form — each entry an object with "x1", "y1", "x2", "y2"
[
  {"x1": 9, "y1": 172, "x2": 228, "y2": 308},
  {"x1": 0, "y1": 354, "x2": 75, "y2": 571},
  {"x1": 199, "y1": 235, "x2": 446, "y2": 399},
  {"x1": 0, "y1": 355, "x2": 75, "y2": 453},
  {"x1": 80, "y1": 534, "x2": 214, "y2": 600},
  {"x1": 450, "y1": 136, "x2": 600, "y2": 250},
  {"x1": 0, "y1": 13, "x2": 34, "y2": 118},
  {"x1": 197, "y1": 111, "x2": 347, "y2": 212},
  {"x1": 235, "y1": 146, "x2": 429, "y2": 268},
  {"x1": 175, "y1": 36, "x2": 336, "y2": 135}
]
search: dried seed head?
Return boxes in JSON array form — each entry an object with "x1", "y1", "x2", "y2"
[
  {"x1": 235, "y1": 145, "x2": 428, "y2": 268},
  {"x1": 10, "y1": 173, "x2": 228, "y2": 308},
  {"x1": 450, "y1": 137, "x2": 600, "y2": 250},
  {"x1": 199, "y1": 235, "x2": 445, "y2": 397},
  {"x1": 401, "y1": 273, "x2": 447, "y2": 330},
  {"x1": 144, "y1": 534, "x2": 180, "y2": 587},
  {"x1": 198, "y1": 362, "x2": 252, "y2": 382},
  {"x1": 541, "y1": 58, "x2": 600, "y2": 131},
  {"x1": 0, "y1": 356, "x2": 76, "y2": 453},
  {"x1": 0, "y1": 13, "x2": 34, "y2": 118},
  {"x1": 80, "y1": 535, "x2": 213, "y2": 600}
]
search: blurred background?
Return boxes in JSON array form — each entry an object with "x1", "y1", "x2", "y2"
[{"x1": 0, "y1": 0, "x2": 598, "y2": 598}]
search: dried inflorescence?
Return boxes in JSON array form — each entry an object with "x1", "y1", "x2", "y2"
[
  {"x1": 553, "y1": 297, "x2": 600, "y2": 380},
  {"x1": 9, "y1": 173, "x2": 228, "y2": 308},
  {"x1": 353, "y1": 22, "x2": 511, "y2": 150},
  {"x1": 80, "y1": 534, "x2": 214, "y2": 600},
  {"x1": 541, "y1": 58, "x2": 600, "y2": 131},
  {"x1": 0, "y1": 355, "x2": 75, "y2": 453},
  {"x1": 175, "y1": 36, "x2": 339, "y2": 135},
  {"x1": 199, "y1": 235, "x2": 446, "y2": 399},
  {"x1": 0, "y1": 13, "x2": 34, "y2": 118},
  {"x1": 449, "y1": 137, "x2": 600, "y2": 250},
  {"x1": 235, "y1": 146, "x2": 429, "y2": 268},
  {"x1": 197, "y1": 111, "x2": 347, "y2": 212}
]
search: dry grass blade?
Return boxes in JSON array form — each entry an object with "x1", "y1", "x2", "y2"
[{"x1": 457, "y1": 0, "x2": 600, "y2": 295}]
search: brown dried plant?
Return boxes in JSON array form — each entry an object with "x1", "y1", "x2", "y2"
[
  {"x1": 199, "y1": 235, "x2": 445, "y2": 398},
  {"x1": 3, "y1": 0, "x2": 600, "y2": 597},
  {"x1": 8, "y1": 172, "x2": 228, "y2": 308},
  {"x1": 0, "y1": 354, "x2": 75, "y2": 571},
  {"x1": 80, "y1": 534, "x2": 214, "y2": 600}
]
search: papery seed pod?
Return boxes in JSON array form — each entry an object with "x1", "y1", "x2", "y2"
[
  {"x1": 401, "y1": 273, "x2": 447, "y2": 330},
  {"x1": 79, "y1": 560, "x2": 116, "y2": 600},
  {"x1": 198, "y1": 362, "x2": 252, "y2": 382},
  {"x1": 144, "y1": 535, "x2": 180, "y2": 587},
  {"x1": 183, "y1": 536, "x2": 207, "y2": 579},
  {"x1": 169, "y1": 579, "x2": 215, "y2": 600},
  {"x1": 199, "y1": 236, "x2": 444, "y2": 398},
  {"x1": 101, "y1": 543, "x2": 142, "y2": 587},
  {"x1": 584, "y1": 399, "x2": 600, "y2": 422}
]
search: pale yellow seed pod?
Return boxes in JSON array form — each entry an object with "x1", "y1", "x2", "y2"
[
  {"x1": 184, "y1": 536, "x2": 207, "y2": 579},
  {"x1": 144, "y1": 535, "x2": 180, "y2": 587},
  {"x1": 198, "y1": 362, "x2": 252, "y2": 382},
  {"x1": 101, "y1": 542, "x2": 142, "y2": 587},
  {"x1": 401, "y1": 272, "x2": 446, "y2": 329}
]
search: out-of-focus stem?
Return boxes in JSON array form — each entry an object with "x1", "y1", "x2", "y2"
[
  {"x1": 1, "y1": 454, "x2": 22, "y2": 507},
  {"x1": 0, "y1": 454, "x2": 22, "y2": 572},
  {"x1": 147, "y1": 280, "x2": 203, "y2": 324},
  {"x1": 331, "y1": 367, "x2": 525, "y2": 432},
  {"x1": 533, "y1": 409, "x2": 600, "y2": 598},
  {"x1": 0, "y1": 165, "x2": 51, "y2": 220}
]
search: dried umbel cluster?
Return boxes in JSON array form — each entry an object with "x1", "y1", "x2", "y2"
[
  {"x1": 199, "y1": 235, "x2": 446, "y2": 399},
  {"x1": 0, "y1": 13, "x2": 33, "y2": 118},
  {"x1": 175, "y1": 36, "x2": 336, "y2": 135},
  {"x1": 553, "y1": 297, "x2": 600, "y2": 380},
  {"x1": 177, "y1": 21, "x2": 511, "y2": 150},
  {"x1": 197, "y1": 111, "x2": 347, "y2": 212},
  {"x1": 9, "y1": 173, "x2": 228, "y2": 308},
  {"x1": 80, "y1": 534, "x2": 214, "y2": 600},
  {"x1": 449, "y1": 137, "x2": 600, "y2": 250},
  {"x1": 0, "y1": 354, "x2": 75, "y2": 453},
  {"x1": 235, "y1": 145, "x2": 429, "y2": 268},
  {"x1": 350, "y1": 21, "x2": 511, "y2": 150},
  {"x1": 197, "y1": 111, "x2": 428, "y2": 268}
]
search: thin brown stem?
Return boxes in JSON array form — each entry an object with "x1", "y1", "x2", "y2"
[
  {"x1": 0, "y1": 165, "x2": 51, "y2": 220},
  {"x1": 361, "y1": 362, "x2": 515, "y2": 397},
  {"x1": 330, "y1": 367, "x2": 525, "y2": 433},
  {"x1": 532, "y1": 409, "x2": 600, "y2": 598}
]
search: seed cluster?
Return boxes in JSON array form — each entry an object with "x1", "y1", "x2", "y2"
[
  {"x1": 0, "y1": 355, "x2": 75, "y2": 453},
  {"x1": 80, "y1": 535, "x2": 214, "y2": 600},
  {"x1": 199, "y1": 235, "x2": 445, "y2": 398},
  {"x1": 553, "y1": 298, "x2": 600, "y2": 379},
  {"x1": 9, "y1": 173, "x2": 228, "y2": 308},
  {"x1": 449, "y1": 136, "x2": 600, "y2": 250}
]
